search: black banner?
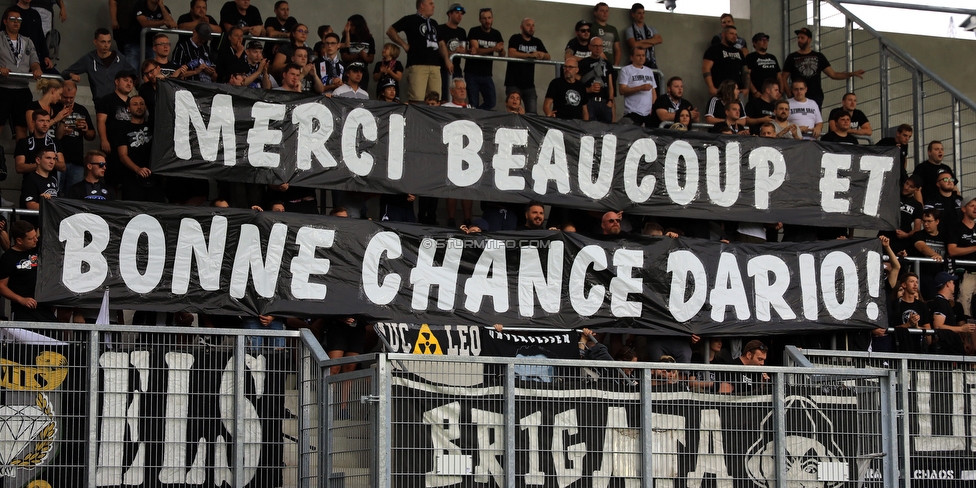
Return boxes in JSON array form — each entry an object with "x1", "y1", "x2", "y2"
[
  {"x1": 374, "y1": 323, "x2": 578, "y2": 359},
  {"x1": 40, "y1": 198, "x2": 887, "y2": 335},
  {"x1": 152, "y1": 80, "x2": 900, "y2": 230},
  {"x1": 391, "y1": 372, "x2": 878, "y2": 487}
]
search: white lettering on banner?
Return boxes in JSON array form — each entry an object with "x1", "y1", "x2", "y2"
[
  {"x1": 472, "y1": 408, "x2": 504, "y2": 486},
  {"x1": 60, "y1": 213, "x2": 110, "y2": 293},
  {"x1": 362, "y1": 231, "x2": 403, "y2": 305},
  {"x1": 411, "y1": 238, "x2": 463, "y2": 310},
  {"x1": 569, "y1": 245, "x2": 608, "y2": 317},
  {"x1": 552, "y1": 410, "x2": 586, "y2": 487},
  {"x1": 443, "y1": 325, "x2": 482, "y2": 356},
  {"x1": 174, "y1": 91, "x2": 236, "y2": 165},
  {"x1": 289, "y1": 227, "x2": 336, "y2": 299},
  {"x1": 172, "y1": 216, "x2": 227, "y2": 294},
  {"x1": 342, "y1": 108, "x2": 378, "y2": 176},
  {"x1": 519, "y1": 243, "x2": 565, "y2": 316},
  {"x1": 521, "y1": 411, "x2": 545, "y2": 486},
  {"x1": 577, "y1": 134, "x2": 616, "y2": 199},
  {"x1": 687, "y1": 409, "x2": 733, "y2": 488},
  {"x1": 94, "y1": 351, "x2": 269, "y2": 486},
  {"x1": 913, "y1": 370, "x2": 966, "y2": 452},
  {"x1": 247, "y1": 102, "x2": 286, "y2": 167},
  {"x1": 424, "y1": 402, "x2": 464, "y2": 487},
  {"x1": 230, "y1": 223, "x2": 288, "y2": 299},
  {"x1": 293, "y1": 102, "x2": 338, "y2": 170},
  {"x1": 464, "y1": 242, "x2": 509, "y2": 313},
  {"x1": 610, "y1": 249, "x2": 643, "y2": 317},
  {"x1": 170, "y1": 90, "x2": 896, "y2": 222},
  {"x1": 119, "y1": 214, "x2": 166, "y2": 294}
]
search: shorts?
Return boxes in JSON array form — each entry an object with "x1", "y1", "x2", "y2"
[
  {"x1": 405, "y1": 65, "x2": 441, "y2": 103},
  {"x1": 325, "y1": 320, "x2": 366, "y2": 354},
  {"x1": 0, "y1": 87, "x2": 32, "y2": 129}
]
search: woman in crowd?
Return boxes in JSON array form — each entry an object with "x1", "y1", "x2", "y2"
[
  {"x1": 271, "y1": 23, "x2": 310, "y2": 77},
  {"x1": 27, "y1": 78, "x2": 65, "y2": 135},
  {"x1": 340, "y1": 14, "x2": 375, "y2": 92},
  {"x1": 670, "y1": 107, "x2": 692, "y2": 130},
  {"x1": 704, "y1": 79, "x2": 740, "y2": 124}
]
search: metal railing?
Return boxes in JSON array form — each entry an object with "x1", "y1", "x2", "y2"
[
  {"x1": 785, "y1": 346, "x2": 976, "y2": 488},
  {"x1": 314, "y1": 352, "x2": 894, "y2": 487},
  {"x1": 784, "y1": 0, "x2": 976, "y2": 191},
  {"x1": 450, "y1": 52, "x2": 665, "y2": 95},
  {"x1": 0, "y1": 321, "x2": 306, "y2": 487},
  {"x1": 139, "y1": 26, "x2": 291, "y2": 70}
]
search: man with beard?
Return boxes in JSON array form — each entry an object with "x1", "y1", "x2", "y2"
[
  {"x1": 745, "y1": 78, "x2": 779, "y2": 135},
  {"x1": 770, "y1": 99, "x2": 801, "y2": 139},
  {"x1": 601, "y1": 211, "x2": 622, "y2": 235},
  {"x1": 65, "y1": 150, "x2": 116, "y2": 201},
  {"x1": 505, "y1": 18, "x2": 549, "y2": 114},
  {"x1": 780, "y1": 27, "x2": 864, "y2": 108},
  {"x1": 565, "y1": 19, "x2": 591, "y2": 60},
  {"x1": 437, "y1": 3, "x2": 466, "y2": 102},
  {"x1": 56, "y1": 80, "x2": 96, "y2": 192},
  {"x1": 544, "y1": 57, "x2": 588, "y2": 120},
  {"x1": 743, "y1": 32, "x2": 779, "y2": 98},
  {"x1": 466, "y1": 7, "x2": 503, "y2": 110},
  {"x1": 519, "y1": 202, "x2": 546, "y2": 230},
  {"x1": 114, "y1": 95, "x2": 164, "y2": 202},
  {"x1": 924, "y1": 169, "x2": 962, "y2": 225},
  {"x1": 579, "y1": 36, "x2": 614, "y2": 123},
  {"x1": 14, "y1": 110, "x2": 64, "y2": 174},
  {"x1": 702, "y1": 24, "x2": 744, "y2": 96},
  {"x1": 650, "y1": 76, "x2": 696, "y2": 128},
  {"x1": 947, "y1": 199, "x2": 976, "y2": 318},
  {"x1": 912, "y1": 141, "x2": 955, "y2": 204}
]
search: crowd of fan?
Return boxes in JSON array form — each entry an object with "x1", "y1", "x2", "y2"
[{"x1": 0, "y1": 0, "x2": 968, "y2": 362}]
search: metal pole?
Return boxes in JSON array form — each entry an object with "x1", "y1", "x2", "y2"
[
  {"x1": 881, "y1": 371, "x2": 897, "y2": 488},
  {"x1": 505, "y1": 362, "x2": 516, "y2": 488},
  {"x1": 233, "y1": 335, "x2": 246, "y2": 488},
  {"x1": 87, "y1": 328, "x2": 100, "y2": 487},
  {"x1": 813, "y1": 0, "x2": 822, "y2": 52},
  {"x1": 838, "y1": 0, "x2": 976, "y2": 16},
  {"x1": 298, "y1": 341, "x2": 309, "y2": 487},
  {"x1": 898, "y1": 359, "x2": 911, "y2": 488},
  {"x1": 640, "y1": 368, "x2": 654, "y2": 487},
  {"x1": 913, "y1": 70, "x2": 924, "y2": 169},
  {"x1": 773, "y1": 372, "x2": 788, "y2": 486},
  {"x1": 953, "y1": 99, "x2": 962, "y2": 181},
  {"x1": 879, "y1": 42, "x2": 889, "y2": 135},
  {"x1": 782, "y1": 0, "x2": 792, "y2": 63},
  {"x1": 845, "y1": 18, "x2": 855, "y2": 94},
  {"x1": 377, "y1": 354, "x2": 392, "y2": 488}
]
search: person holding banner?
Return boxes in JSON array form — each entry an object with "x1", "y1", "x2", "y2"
[{"x1": 0, "y1": 220, "x2": 56, "y2": 322}]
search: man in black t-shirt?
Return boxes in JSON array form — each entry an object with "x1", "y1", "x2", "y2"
[
  {"x1": 564, "y1": 19, "x2": 591, "y2": 60},
  {"x1": 914, "y1": 209, "x2": 948, "y2": 300},
  {"x1": 504, "y1": 18, "x2": 549, "y2": 114},
  {"x1": 924, "y1": 170, "x2": 962, "y2": 226},
  {"x1": 57, "y1": 80, "x2": 96, "y2": 193},
  {"x1": 744, "y1": 79, "x2": 779, "y2": 135},
  {"x1": 820, "y1": 112, "x2": 860, "y2": 145},
  {"x1": 219, "y1": 0, "x2": 263, "y2": 36},
  {"x1": 743, "y1": 32, "x2": 780, "y2": 98},
  {"x1": 930, "y1": 272, "x2": 971, "y2": 355},
  {"x1": 780, "y1": 27, "x2": 864, "y2": 108},
  {"x1": 65, "y1": 150, "x2": 116, "y2": 201},
  {"x1": 113, "y1": 95, "x2": 163, "y2": 202},
  {"x1": 0, "y1": 220, "x2": 55, "y2": 322},
  {"x1": 912, "y1": 140, "x2": 955, "y2": 204},
  {"x1": 20, "y1": 146, "x2": 58, "y2": 211},
  {"x1": 131, "y1": 0, "x2": 177, "y2": 59},
  {"x1": 437, "y1": 4, "x2": 466, "y2": 102},
  {"x1": 387, "y1": 0, "x2": 453, "y2": 103},
  {"x1": 881, "y1": 176, "x2": 921, "y2": 254},
  {"x1": 14, "y1": 110, "x2": 64, "y2": 175},
  {"x1": 543, "y1": 57, "x2": 588, "y2": 121},
  {"x1": 466, "y1": 7, "x2": 504, "y2": 110},
  {"x1": 948, "y1": 198, "x2": 976, "y2": 318},
  {"x1": 578, "y1": 37, "x2": 614, "y2": 123},
  {"x1": 650, "y1": 76, "x2": 696, "y2": 128},
  {"x1": 828, "y1": 92, "x2": 871, "y2": 137},
  {"x1": 702, "y1": 25, "x2": 744, "y2": 96},
  {"x1": 263, "y1": 0, "x2": 297, "y2": 60},
  {"x1": 95, "y1": 70, "x2": 135, "y2": 155}
]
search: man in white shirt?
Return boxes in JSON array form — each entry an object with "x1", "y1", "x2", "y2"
[
  {"x1": 786, "y1": 79, "x2": 821, "y2": 140},
  {"x1": 441, "y1": 78, "x2": 472, "y2": 108},
  {"x1": 618, "y1": 47, "x2": 657, "y2": 126},
  {"x1": 332, "y1": 62, "x2": 370, "y2": 99}
]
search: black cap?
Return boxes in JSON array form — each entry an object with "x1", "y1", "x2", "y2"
[
  {"x1": 346, "y1": 62, "x2": 366, "y2": 72},
  {"x1": 380, "y1": 78, "x2": 397, "y2": 89},
  {"x1": 935, "y1": 272, "x2": 958, "y2": 288},
  {"x1": 575, "y1": 19, "x2": 592, "y2": 31},
  {"x1": 246, "y1": 40, "x2": 263, "y2": 50},
  {"x1": 115, "y1": 70, "x2": 136, "y2": 80},
  {"x1": 795, "y1": 27, "x2": 813, "y2": 37},
  {"x1": 446, "y1": 3, "x2": 465, "y2": 14},
  {"x1": 752, "y1": 32, "x2": 769, "y2": 43}
]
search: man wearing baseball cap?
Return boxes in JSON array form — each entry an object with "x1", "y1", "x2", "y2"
[
  {"x1": 743, "y1": 32, "x2": 779, "y2": 99},
  {"x1": 438, "y1": 3, "x2": 467, "y2": 102},
  {"x1": 930, "y1": 271, "x2": 972, "y2": 355},
  {"x1": 780, "y1": 26, "x2": 864, "y2": 107},
  {"x1": 565, "y1": 19, "x2": 592, "y2": 61},
  {"x1": 333, "y1": 62, "x2": 370, "y2": 99},
  {"x1": 243, "y1": 40, "x2": 274, "y2": 89}
]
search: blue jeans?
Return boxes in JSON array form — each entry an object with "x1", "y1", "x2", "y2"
[
  {"x1": 465, "y1": 74, "x2": 496, "y2": 110},
  {"x1": 242, "y1": 316, "x2": 285, "y2": 351}
]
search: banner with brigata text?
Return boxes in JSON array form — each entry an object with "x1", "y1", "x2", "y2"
[
  {"x1": 40, "y1": 199, "x2": 887, "y2": 335},
  {"x1": 152, "y1": 80, "x2": 900, "y2": 230}
]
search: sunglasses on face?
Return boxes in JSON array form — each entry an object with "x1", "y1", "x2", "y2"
[
  {"x1": 91, "y1": 162, "x2": 107, "y2": 168},
  {"x1": 7, "y1": 17, "x2": 22, "y2": 22},
  {"x1": 604, "y1": 218, "x2": 621, "y2": 223}
]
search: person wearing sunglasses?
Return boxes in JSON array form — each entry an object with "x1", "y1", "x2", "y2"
[
  {"x1": 924, "y1": 171, "x2": 962, "y2": 225},
  {"x1": 564, "y1": 19, "x2": 591, "y2": 61},
  {"x1": 601, "y1": 211, "x2": 622, "y2": 235},
  {"x1": 64, "y1": 150, "x2": 116, "y2": 201}
]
